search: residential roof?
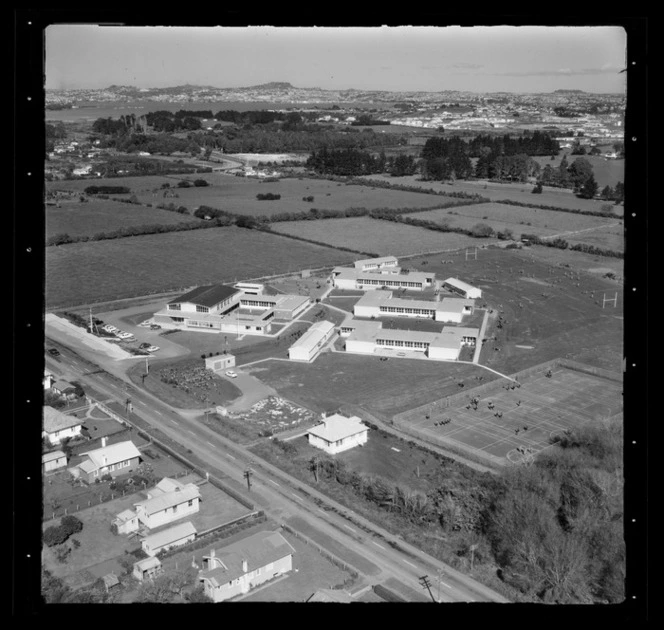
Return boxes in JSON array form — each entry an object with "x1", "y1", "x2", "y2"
[
  {"x1": 200, "y1": 530, "x2": 295, "y2": 587},
  {"x1": 115, "y1": 509, "x2": 137, "y2": 523},
  {"x1": 43, "y1": 406, "x2": 84, "y2": 434},
  {"x1": 52, "y1": 380, "x2": 76, "y2": 392},
  {"x1": 42, "y1": 450, "x2": 66, "y2": 464},
  {"x1": 290, "y1": 320, "x2": 335, "y2": 353},
  {"x1": 169, "y1": 285, "x2": 239, "y2": 308},
  {"x1": 149, "y1": 477, "x2": 186, "y2": 496},
  {"x1": 134, "y1": 556, "x2": 162, "y2": 571},
  {"x1": 80, "y1": 440, "x2": 141, "y2": 470},
  {"x1": 443, "y1": 278, "x2": 480, "y2": 293},
  {"x1": 102, "y1": 574, "x2": 120, "y2": 588},
  {"x1": 135, "y1": 483, "x2": 201, "y2": 516},
  {"x1": 308, "y1": 414, "x2": 368, "y2": 443},
  {"x1": 143, "y1": 521, "x2": 197, "y2": 549}
]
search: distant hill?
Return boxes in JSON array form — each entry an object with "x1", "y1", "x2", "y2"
[
  {"x1": 552, "y1": 89, "x2": 587, "y2": 94},
  {"x1": 247, "y1": 82, "x2": 296, "y2": 90}
]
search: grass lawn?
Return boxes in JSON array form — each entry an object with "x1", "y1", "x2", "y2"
[
  {"x1": 271, "y1": 216, "x2": 495, "y2": 257},
  {"x1": 242, "y1": 352, "x2": 488, "y2": 420},
  {"x1": 46, "y1": 198, "x2": 203, "y2": 239},
  {"x1": 45, "y1": 226, "x2": 358, "y2": 308}
]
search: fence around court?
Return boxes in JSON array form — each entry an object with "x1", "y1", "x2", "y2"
[{"x1": 392, "y1": 357, "x2": 622, "y2": 430}]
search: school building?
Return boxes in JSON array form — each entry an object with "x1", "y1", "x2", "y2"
[
  {"x1": 441, "y1": 277, "x2": 483, "y2": 299},
  {"x1": 331, "y1": 267, "x2": 436, "y2": 292},
  {"x1": 353, "y1": 290, "x2": 474, "y2": 323},
  {"x1": 288, "y1": 320, "x2": 336, "y2": 362},
  {"x1": 340, "y1": 317, "x2": 479, "y2": 361}
]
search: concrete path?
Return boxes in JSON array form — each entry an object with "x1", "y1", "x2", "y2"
[{"x1": 472, "y1": 309, "x2": 490, "y2": 364}]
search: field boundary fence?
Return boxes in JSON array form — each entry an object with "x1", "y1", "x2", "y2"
[{"x1": 279, "y1": 522, "x2": 360, "y2": 578}]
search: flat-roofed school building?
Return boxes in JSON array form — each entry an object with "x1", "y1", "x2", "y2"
[
  {"x1": 331, "y1": 267, "x2": 435, "y2": 292},
  {"x1": 353, "y1": 290, "x2": 474, "y2": 323},
  {"x1": 288, "y1": 320, "x2": 335, "y2": 362},
  {"x1": 353, "y1": 256, "x2": 399, "y2": 271},
  {"x1": 442, "y1": 277, "x2": 482, "y2": 299}
]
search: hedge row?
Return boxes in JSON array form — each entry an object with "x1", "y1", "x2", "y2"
[
  {"x1": 260, "y1": 226, "x2": 378, "y2": 258},
  {"x1": 493, "y1": 198, "x2": 620, "y2": 219},
  {"x1": 522, "y1": 234, "x2": 624, "y2": 258}
]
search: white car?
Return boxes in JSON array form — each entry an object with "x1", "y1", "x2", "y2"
[
  {"x1": 146, "y1": 345, "x2": 160, "y2": 353},
  {"x1": 138, "y1": 320, "x2": 153, "y2": 328},
  {"x1": 103, "y1": 325, "x2": 118, "y2": 333},
  {"x1": 117, "y1": 332, "x2": 134, "y2": 340},
  {"x1": 225, "y1": 370, "x2": 238, "y2": 378}
]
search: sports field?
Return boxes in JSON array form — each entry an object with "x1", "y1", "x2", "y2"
[
  {"x1": 397, "y1": 365, "x2": 622, "y2": 467},
  {"x1": 271, "y1": 216, "x2": 494, "y2": 256},
  {"x1": 46, "y1": 198, "x2": 203, "y2": 238},
  {"x1": 45, "y1": 227, "x2": 357, "y2": 308}
]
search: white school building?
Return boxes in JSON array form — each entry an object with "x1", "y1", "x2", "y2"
[
  {"x1": 331, "y1": 267, "x2": 436, "y2": 292},
  {"x1": 340, "y1": 318, "x2": 478, "y2": 361},
  {"x1": 288, "y1": 320, "x2": 336, "y2": 362},
  {"x1": 353, "y1": 290, "x2": 474, "y2": 323},
  {"x1": 441, "y1": 277, "x2": 482, "y2": 299}
]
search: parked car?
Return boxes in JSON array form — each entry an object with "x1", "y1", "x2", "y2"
[
  {"x1": 117, "y1": 332, "x2": 134, "y2": 340},
  {"x1": 138, "y1": 320, "x2": 153, "y2": 328},
  {"x1": 47, "y1": 348, "x2": 60, "y2": 357},
  {"x1": 146, "y1": 345, "x2": 160, "y2": 353},
  {"x1": 150, "y1": 324, "x2": 162, "y2": 330},
  {"x1": 104, "y1": 325, "x2": 118, "y2": 333},
  {"x1": 139, "y1": 342, "x2": 151, "y2": 349},
  {"x1": 225, "y1": 370, "x2": 238, "y2": 378}
]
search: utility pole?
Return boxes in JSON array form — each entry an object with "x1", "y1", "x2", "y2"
[
  {"x1": 244, "y1": 468, "x2": 253, "y2": 492},
  {"x1": 419, "y1": 575, "x2": 435, "y2": 603},
  {"x1": 469, "y1": 543, "x2": 478, "y2": 572}
]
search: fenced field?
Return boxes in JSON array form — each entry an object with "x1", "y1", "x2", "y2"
[
  {"x1": 45, "y1": 227, "x2": 357, "y2": 308},
  {"x1": 46, "y1": 198, "x2": 203, "y2": 239},
  {"x1": 408, "y1": 202, "x2": 623, "y2": 251},
  {"x1": 393, "y1": 364, "x2": 622, "y2": 467},
  {"x1": 358, "y1": 174, "x2": 623, "y2": 215},
  {"x1": 271, "y1": 216, "x2": 495, "y2": 256}
]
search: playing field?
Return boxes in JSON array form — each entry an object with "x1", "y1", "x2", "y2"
[
  {"x1": 46, "y1": 198, "x2": 203, "y2": 238},
  {"x1": 271, "y1": 216, "x2": 494, "y2": 256},
  {"x1": 397, "y1": 365, "x2": 622, "y2": 467},
  {"x1": 45, "y1": 226, "x2": 357, "y2": 308}
]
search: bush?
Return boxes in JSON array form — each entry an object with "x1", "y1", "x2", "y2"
[
  {"x1": 61, "y1": 515, "x2": 83, "y2": 536},
  {"x1": 256, "y1": 193, "x2": 281, "y2": 200},
  {"x1": 43, "y1": 526, "x2": 69, "y2": 547},
  {"x1": 177, "y1": 180, "x2": 192, "y2": 188},
  {"x1": 193, "y1": 179, "x2": 209, "y2": 187}
]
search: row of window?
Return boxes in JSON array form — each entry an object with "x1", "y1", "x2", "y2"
[
  {"x1": 189, "y1": 320, "x2": 216, "y2": 328},
  {"x1": 359, "y1": 279, "x2": 424, "y2": 288},
  {"x1": 379, "y1": 306, "x2": 435, "y2": 315},
  {"x1": 240, "y1": 299, "x2": 276, "y2": 308},
  {"x1": 376, "y1": 338, "x2": 430, "y2": 349}
]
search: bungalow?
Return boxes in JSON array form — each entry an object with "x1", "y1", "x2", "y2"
[
  {"x1": 43, "y1": 406, "x2": 84, "y2": 445},
  {"x1": 134, "y1": 478, "x2": 202, "y2": 529},
  {"x1": 141, "y1": 521, "x2": 197, "y2": 557},
  {"x1": 51, "y1": 380, "x2": 78, "y2": 398},
  {"x1": 68, "y1": 440, "x2": 141, "y2": 483},
  {"x1": 42, "y1": 450, "x2": 67, "y2": 473},
  {"x1": 307, "y1": 414, "x2": 369, "y2": 455},
  {"x1": 198, "y1": 530, "x2": 296, "y2": 603},
  {"x1": 133, "y1": 556, "x2": 162, "y2": 581}
]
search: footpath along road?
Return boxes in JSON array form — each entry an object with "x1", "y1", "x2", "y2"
[{"x1": 45, "y1": 343, "x2": 510, "y2": 603}]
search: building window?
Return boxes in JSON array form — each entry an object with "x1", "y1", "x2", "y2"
[
  {"x1": 188, "y1": 500, "x2": 193, "y2": 507},
  {"x1": 168, "y1": 304, "x2": 181, "y2": 311},
  {"x1": 196, "y1": 305, "x2": 209, "y2": 313}
]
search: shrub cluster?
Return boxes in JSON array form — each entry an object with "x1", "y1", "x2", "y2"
[
  {"x1": 256, "y1": 193, "x2": 281, "y2": 200},
  {"x1": 43, "y1": 515, "x2": 84, "y2": 547}
]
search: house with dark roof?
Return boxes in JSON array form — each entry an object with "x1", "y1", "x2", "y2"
[
  {"x1": 68, "y1": 440, "x2": 141, "y2": 483},
  {"x1": 198, "y1": 530, "x2": 295, "y2": 602}
]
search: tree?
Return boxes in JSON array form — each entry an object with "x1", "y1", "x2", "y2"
[
  {"x1": 567, "y1": 158, "x2": 595, "y2": 193},
  {"x1": 578, "y1": 174, "x2": 599, "y2": 199},
  {"x1": 185, "y1": 584, "x2": 213, "y2": 603},
  {"x1": 532, "y1": 182, "x2": 543, "y2": 194},
  {"x1": 470, "y1": 223, "x2": 495, "y2": 238}
]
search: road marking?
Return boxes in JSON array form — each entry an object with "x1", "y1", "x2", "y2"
[
  {"x1": 206, "y1": 441, "x2": 215, "y2": 447},
  {"x1": 154, "y1": 409, "x2": 163, "y2": 415},
  {"x1": 372, "y1": 541, "x2": 385, "y2": 550},
  {"x1": 290, "y1": 492, "x2": 303, "y2": 501},
  {"x1": 402, "y1": 559, "x2": 417, "y2": 569},
  {"x1": 317, "y1": 508, "x2": 325, "y2": 513},
  {"x1": 168, "y1": 419, "x2": 177, "y2": 424},
  {"x1": 343, "y1": 524, "x2": 356, "y2": 533},
  {"x1": 226, "y1": 453, "x2": 236, "y2": 460},
  {"x1": 186, "y1": 430, "x2": 196, "y2": 436},
  {"x1": 269, "y1": 480, "x2": 280, "y2": 487}
]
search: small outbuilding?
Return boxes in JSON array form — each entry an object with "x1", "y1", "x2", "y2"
[
  {"x1": 133, "y1": 556, "x2": 162, "y2": 581},
  {"x1": 141, "y1": 521, "x2": 197, "y2": 557},
  {"x1": 42, "y1": 450, "x2": 67, "y2": 473}
]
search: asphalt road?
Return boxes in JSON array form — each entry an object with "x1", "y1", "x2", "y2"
[{"x1": 45, "y1": 339, "x2": 509, "y2": 603}]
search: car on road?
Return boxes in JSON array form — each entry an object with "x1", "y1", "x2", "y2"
[
  {"x1": 225, "y1": 370, "x2": 238, "y2": 378},
  {"x1": 138, "y1": 320, "x2": 153, "y2": 328},
  {"x1": 47, "y1": 348, "x2": 60, "y2": 357},
  {"x1": 139, "y1": 342, "x2": 151, "y2": 349},
  {"x1": 150, "y1": 324, "x2": 162, "y2": 330},
  {"x1": 145, "y1": 345, "x2": 160, "y2": 353},
  {"x1": 117, "y1": 332, "x2": 135, "y2": 340},
  {"x1": 103, "y1": 325, "x2": 118, "y2": 333}
]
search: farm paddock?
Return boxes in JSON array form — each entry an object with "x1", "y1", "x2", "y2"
[{"x1": 394, "y1": 364, "x2": 622, "y2": 468}]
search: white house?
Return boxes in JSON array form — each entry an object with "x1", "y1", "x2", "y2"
[
  {"x1": 307, "y1": 414, "x2": 369, "y2": 455},
  {"x1": 288, "y1": 321, "x2": 335, "y2": 362},
  {"x1": 441, "y1": 278, "x2": 483, "y2": 299},
  {"x1": 43, "y1": 406, "x2": 84, "y2": 445},
  {"x1": 198, "y1": 530, "x2": 295, "y2": 602},
  {"x1": 141, "y1": 521, "x2": 197, "y2": 557},
  {"x1": 68, "y1": 439, "x2": 141, "y2": 483},
  {"x1": 42, "y1": 450, "x2": 67, "y2": 473},
  {"x1": 134, "y1": 477, "x2": 201, "y2": 529},
  {"x1": 43, "y1": 370, "x2": 55, "y2": 390},
  {"x1": 112, "y1": 509, "x2": 140, "y2": 535}
]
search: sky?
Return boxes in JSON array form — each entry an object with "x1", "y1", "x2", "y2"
[{"x1": 45, "y1": 25, "x2": 628, "y2": 94}]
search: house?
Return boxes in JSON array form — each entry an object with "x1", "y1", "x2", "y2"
[
  {"x1": 307, "y1": 414, "x2": 369, "y2": 455},
  {"x1": 43, "y1": 406, "x2": 84, "y2": 445},
  {"x1": 42, "y1": 450, "x2": 67, "y2": 473},
  {"x1": 441, "y1": 278, "x2": 482, "y2": 300},
  {"x1": 198, "y1": 530, "x2": 296, "y2": 602},
  {"x1": 51, "y1": 380, "x2": 78, "y2": 398},
  {"x1": 112, "y1": 509, "x2": 140, "y2": 535},
  {"x1": 134, "y1": 477, "x2": 202, "y2": 529},
  {"x1": 43, "y1": 370, "x2": 55, "y2": 390},
  {"x1": 288, "y1": 321, "x2": 335, "y2": 362},
  {"x1": 68, "y1": 439, "x2": 141, "y2": 483},
  {"x1": 141, "y1": 521, "x2": 197, "y2": 557},
  {"x1": 133, "y1": 556, "x2": 162, "y2": 581}
]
